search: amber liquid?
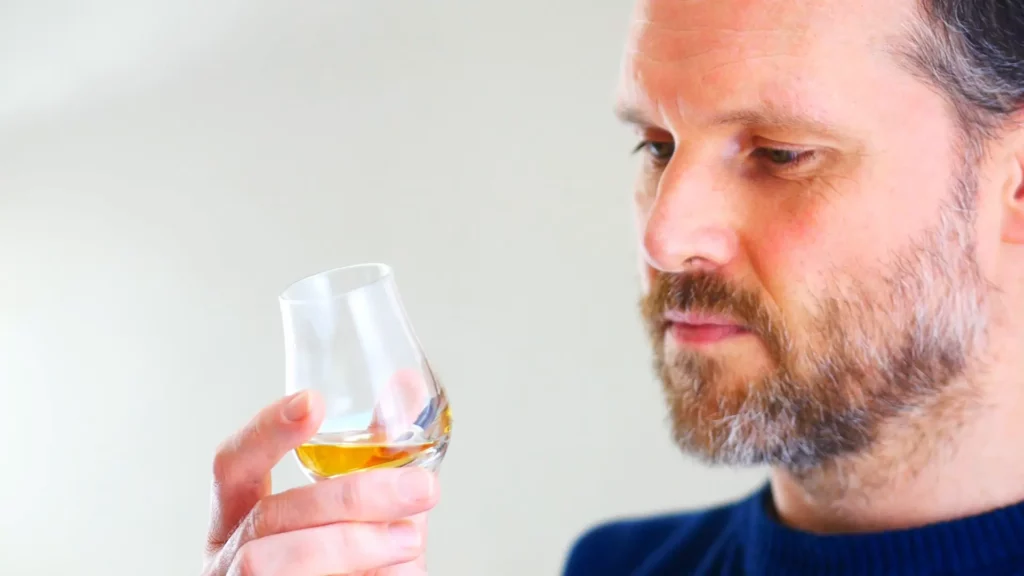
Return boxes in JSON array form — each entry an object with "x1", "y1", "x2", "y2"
[
  {"x1": 295, "y1": 406, "x2": 452, "y2": 479},
  {"x1": 295, "y1": 438, "x2": 438, "y2": 478}
]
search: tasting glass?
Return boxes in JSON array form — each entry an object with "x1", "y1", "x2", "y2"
[{"x1": 279, "y1": 263, "x2": 451, "y2": 481}]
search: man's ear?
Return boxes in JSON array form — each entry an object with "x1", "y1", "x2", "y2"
[{"x1": 1002, "y1": 120, "x2": 1024, "y2": 245}]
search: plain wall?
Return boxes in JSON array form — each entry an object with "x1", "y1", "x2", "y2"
[{"x1": 0, "y1": 2, "x2": 767, "y2": 574}]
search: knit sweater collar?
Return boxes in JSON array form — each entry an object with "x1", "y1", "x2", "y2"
[{"x1": 737, "y1": 483, "x2": 1024, "y2": 575}]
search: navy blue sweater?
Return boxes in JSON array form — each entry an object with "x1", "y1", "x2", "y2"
[{"x1": 563, "y1": 484, "x2": 1024, "y2": 575}]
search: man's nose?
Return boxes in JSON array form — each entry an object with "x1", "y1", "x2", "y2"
[{"x1": 640, "y1": 164, "x2": 740, "y2": 274}]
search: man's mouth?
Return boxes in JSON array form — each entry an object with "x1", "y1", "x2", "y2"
[{"x1": 664, "y1": 310, "x2": 750, "y2": 345}]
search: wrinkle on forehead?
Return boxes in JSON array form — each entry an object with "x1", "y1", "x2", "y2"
[
  {"x1": 618, "y1": 0, "x2": 925, "y2": 135},
  {"x1": 627, "y1": 0, "x2": 916, "y2": 60}
]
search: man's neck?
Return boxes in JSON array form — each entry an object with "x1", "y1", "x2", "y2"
[{"x1": 768, "y1": 329, "x2": 1024, "y2": 535}]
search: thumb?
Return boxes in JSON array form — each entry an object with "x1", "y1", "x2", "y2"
[{"x1": 205, "y1": 389, "x2": 324, "y2": 552}]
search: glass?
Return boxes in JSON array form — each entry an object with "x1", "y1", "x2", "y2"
[{"x1": 279, "y1": 263, "x2": 452, "y2": 482}]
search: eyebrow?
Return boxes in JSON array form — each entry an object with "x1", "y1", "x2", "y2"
[
  {"x1": 614, "y1": 104, "x2": 655, "y2": 127},
  {"x1": 614, "y1": 104, "x2": 847, "y2": 140}
]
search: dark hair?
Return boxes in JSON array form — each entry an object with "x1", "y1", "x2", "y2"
[{"x1": 896, "y1": 0, "x2": 1024, "y2": 143}]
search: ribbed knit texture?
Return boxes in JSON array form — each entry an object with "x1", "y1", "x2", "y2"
[{"x1": 563, "y1": 484, "x2": 1024, "y2": 575}]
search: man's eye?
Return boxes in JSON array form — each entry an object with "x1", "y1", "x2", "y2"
[
  {"x1": 633, "y1": 140, "x2": 675, "y2": 163},
  {"x1": 754, "y1": 147, "x2": 815, "y2": 167}
]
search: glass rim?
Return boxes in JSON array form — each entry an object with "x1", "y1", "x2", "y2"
[{"x1": 279, "y1": 262, "x2": 394, "y2": 304}]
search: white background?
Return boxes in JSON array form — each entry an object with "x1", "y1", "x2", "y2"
[{"x1": 0, "y1": 2, "x2": 766, "y2": 574}]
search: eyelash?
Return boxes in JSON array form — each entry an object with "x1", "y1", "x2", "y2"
[
  {"x1": 750, "y1": 147, "x2": 817, "y2": 170},
  {"x1": 632, "y1": 141, "x2": 673, "y2": 163},
  {"x1": 632, "y1": 141, "x2": 817, "y2": 171}
]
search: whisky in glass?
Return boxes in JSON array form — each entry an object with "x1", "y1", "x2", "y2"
[{"x1": 279, "y1": 263, "x2": 452, "y2": 482}]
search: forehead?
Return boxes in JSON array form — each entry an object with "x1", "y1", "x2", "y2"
[{"x1": 618, "y1": 0, "x2": 929, "y2": 131}]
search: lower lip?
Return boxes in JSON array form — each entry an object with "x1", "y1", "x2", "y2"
[{"x1": 669, "y1": 322, "x2": 749, "y2": 345}]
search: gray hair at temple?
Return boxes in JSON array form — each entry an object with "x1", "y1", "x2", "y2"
[{"x1": 895, "y1": 0, "x2": 1024, "y2": 148}]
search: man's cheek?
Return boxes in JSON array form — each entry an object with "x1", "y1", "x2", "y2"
[{"x1": 749, "y1": 209, "x2": 843, "y2": 307}]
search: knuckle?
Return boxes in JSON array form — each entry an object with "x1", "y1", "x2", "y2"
[
  {"x1": 211, "y1": 423, "x2": 267, "y2": 487},
  {"x1": 211, "y1": 439, "x2": 239, "y2": 486},
  {"x1": 294, "y1": 535, "x2": 326, "y2": 564},
  {"x1": 331, "y1": 523, "x2": 417, "y2": 571},
  {"x1": 337, "y1": 476, "x2": 366, "y2": 515},
  {"x1": 230, "y1": 541, "x2": 261, "y2": 576},
  {"x1": 333, "y1": 523, "x2": 364, "y2": 556},
  {"x1": 247, "y1": 499, "x2": 272, "y2": 540}
]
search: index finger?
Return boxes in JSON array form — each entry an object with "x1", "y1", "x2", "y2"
[{"x1": 234, "y1": 467, "x2": 438, "y2": 543}]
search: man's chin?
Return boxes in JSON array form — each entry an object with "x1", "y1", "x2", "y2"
[
  {"x1": 662, "y1": 350, "x2": 774, "y2": 392},
  {"x1": 662, "y1": 370, "x2": 878, "y2": 472},
  {"x1": 667, "y1": 410, "x2": 828, "y2": 471}
]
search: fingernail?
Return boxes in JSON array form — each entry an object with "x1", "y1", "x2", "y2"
[
  {"x1": 396, "y1": 468, "x2": 433, "y2": 504},
  {"x1": 283, "y1": 391, "x2": 311, "y2": 422},
  {"x1": 389, "y1": 522, "x2": 421, "y2": 549}
]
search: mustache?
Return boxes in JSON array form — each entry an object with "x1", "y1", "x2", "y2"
[{"x1": 642, "y1": 271, "x2": 786, "y2": 354}]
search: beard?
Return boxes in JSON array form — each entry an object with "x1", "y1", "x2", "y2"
[{"x1": 641, "y1": 168, "x2": 992, "y2": 472}]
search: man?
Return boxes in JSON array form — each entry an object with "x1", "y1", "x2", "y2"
[
  {"x1": 200, "y1": 0, "x2": 1024, "y2": 574},
  {"x1": 565, "y1": 0, "x2": 1024, "y2": 573}
]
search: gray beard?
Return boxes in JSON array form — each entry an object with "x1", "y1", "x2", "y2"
[{"x1": 651, "y1": 167, "x2": 991, "y2": 474}]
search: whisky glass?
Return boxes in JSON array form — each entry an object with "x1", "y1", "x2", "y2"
[{"x1": 279, "y1": 263, "x2": 451, "y2": 482}]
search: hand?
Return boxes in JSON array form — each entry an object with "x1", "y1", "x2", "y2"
[{"x1": 201, "y1": 390, "x2": 439, "y2": 575}]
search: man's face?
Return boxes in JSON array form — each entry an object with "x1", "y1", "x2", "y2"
[{"x1": 620, "y1": 0, "x2": 995, "y2": 469}]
